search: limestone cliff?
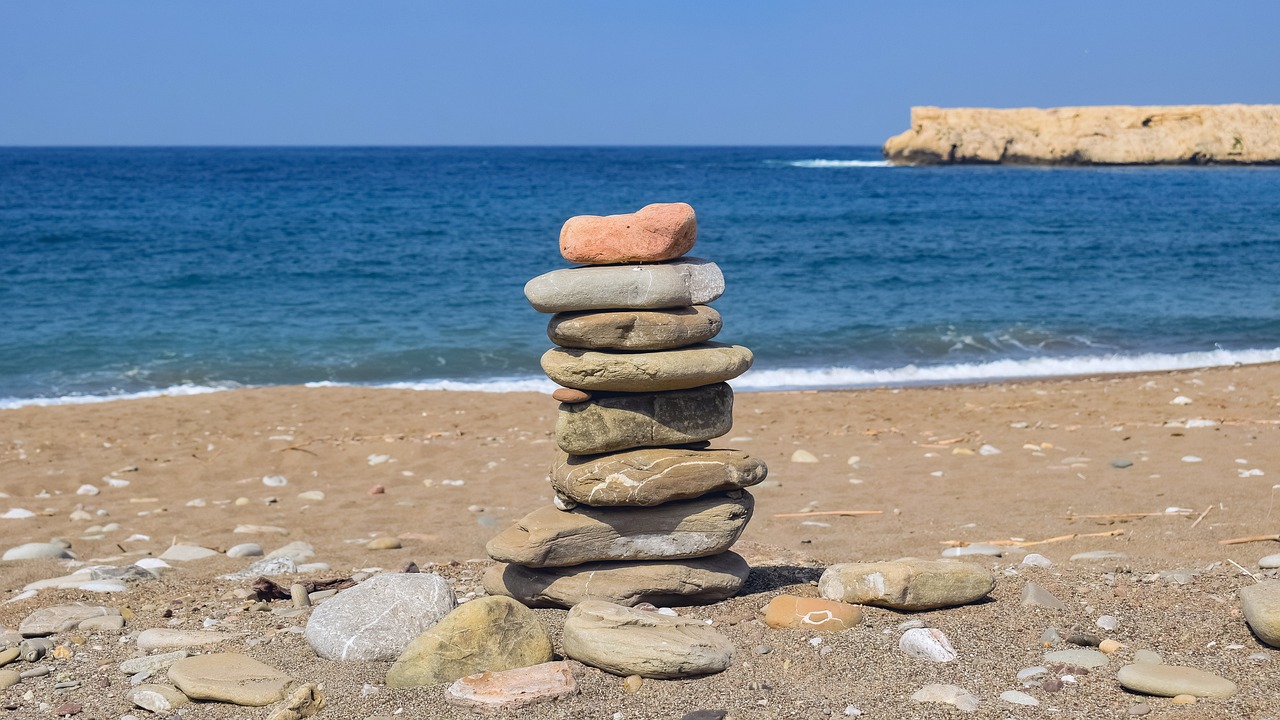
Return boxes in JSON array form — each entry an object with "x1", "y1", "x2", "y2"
[{"x1": 883, "y1": 105, "x2": 1280, "y2": 165}]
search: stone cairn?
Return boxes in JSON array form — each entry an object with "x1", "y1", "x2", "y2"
[{"x1": 483, "y1": 202, "x2": 766, "y2": 608}]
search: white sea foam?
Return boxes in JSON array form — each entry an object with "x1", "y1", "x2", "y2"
[
  {"x1": 785, "y1": 159, "x2": 893, "y2": 168},
  {"x1": 730, "y1": 347, "x2": 1280, "y2": 391},
  {"x1": 305, "y1": 378, "x2": 557, "y2": 394},
  {"x1": 0, "y1": 383, "x2": 234, "y2": 410},
  {"x1": 5, "y1": 347, "x2": 1277, "y2": 409}
]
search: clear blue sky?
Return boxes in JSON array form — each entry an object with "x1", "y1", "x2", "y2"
[{"x1": 3, "y1": 1, "x2": 1278, "y2": 146}]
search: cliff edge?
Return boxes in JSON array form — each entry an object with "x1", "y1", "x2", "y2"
[{"x1": 883, "y1": 105, "x2": 1280, "y2": 165}]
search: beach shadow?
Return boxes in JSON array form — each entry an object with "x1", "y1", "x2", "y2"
[{"x1": 739, "y1": 564, "x2": 825, "y2": 596}]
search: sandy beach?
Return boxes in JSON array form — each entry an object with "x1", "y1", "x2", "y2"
[{"x1": 2, "y1": 363, "x2": 1279, "y2": 718}]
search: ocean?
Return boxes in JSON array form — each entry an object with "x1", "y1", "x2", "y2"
[{"x1": 2, "y1": 146, "x2": 1278, "y2": 408}]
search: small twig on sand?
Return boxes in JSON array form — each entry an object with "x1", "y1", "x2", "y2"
[
  {"x1": 1227, "y1": 559, "x2": 1261, "y2": 583},
  {"x1": 1219, "y1": 534, "x2": 1280, "y2": 546},
  {"x1": 1189, "y1": 505, "x2": 1213, "y2": 530},
  {"x1": 772, "y1": 510, "x2": 883, "y2": 518},
  {"x1": 942, "y1": 529, "x2": 1125, "y2": 548},
  {"x1": 1063, "y1": 511, "x2": 1190, "y2": 519}
]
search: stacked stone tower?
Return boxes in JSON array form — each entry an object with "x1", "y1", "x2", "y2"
[{"x1": 483, "y1": 202, "x2": 767, "y2": 608}]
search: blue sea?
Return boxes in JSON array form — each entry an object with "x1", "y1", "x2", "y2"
[{"x1": 2, "y1": 147, "x2": 1279, "y2": 408}]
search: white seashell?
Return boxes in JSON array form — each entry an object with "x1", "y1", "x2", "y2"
[{"x1": 899, "y1": 627, "x2": 957, "y2": 662}]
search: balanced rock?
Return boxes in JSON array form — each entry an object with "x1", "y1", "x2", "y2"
[
  {"x1": 819, "y1": 558, "x2": 995, "y2": 610},
  {"x1": 167, "y1": 653, "x2": 295, "y2": 706},
  {"x1": 560, "y1": 202, "x2": 696, "y2": 265},
  {"x1": 548, "y1": 306, "x2": 722, "y2": 351},
  {"x1": 486, "y1": 492, "x2": 753, "y2": 568},
  {"x1": 1239, "y1": 580, "x2": 1280, "y2": 647},
  {"x1": 444, "y1": 661, "x2": 579, "y2": 714},
  {"x1": 542, "y1": 343, "x2": 752, "y2": 393},
  {"x1": 556, "y1": 383, "x2": 733, "y2": 455},
  {"x1": 1115, "y1": 663, "x2": 1237, "y2": 698},
  {"x1": 305, "y1": 572, "x2": 455, "y2": 661},
  {"x1": 386, "y1": 596, "x2": 552, "y2": 688},
  {"x1": 551, "y1": 447, "x2": 767, "y2": 507},
  {"x1": 525, "y1": 258, "x2": 723, "y2": 313},
  {"x1": 762, "y1": 595, "x2": 862, "y2": 631},
  {"x1": 483, "y1": 553, "x2": 750, "y2": 608},
  {"x1": 561, "y1": 600, "x2": 734, "y2": 678}
]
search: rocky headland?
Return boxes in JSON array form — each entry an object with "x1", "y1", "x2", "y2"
[{"x1": 883, "y1": 104, "x2": 1280, "y2": 165}]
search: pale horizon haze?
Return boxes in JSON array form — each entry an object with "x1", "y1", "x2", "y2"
[{"x1": 2, "y1": 1, "x2": 1278, "y2": 146}]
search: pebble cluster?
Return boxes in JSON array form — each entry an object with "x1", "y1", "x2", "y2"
[{"x1": 483, "y1": 202, "x2": 764, "y2": 609}]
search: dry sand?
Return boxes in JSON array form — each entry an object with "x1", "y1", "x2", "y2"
[{"x1": 1, "y1": 363, "x2": 1278, "y2": 718}]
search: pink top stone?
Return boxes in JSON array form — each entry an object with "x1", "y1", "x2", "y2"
[{"x1": 559, "y1": 202, "x2": 696, "y2": 265}]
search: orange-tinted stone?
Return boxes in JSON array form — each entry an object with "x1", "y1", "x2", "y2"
[
  {"x1": 552, "y1": 387, "x2": 591, "y2": 404},
  {"x1": 762, "y1": 594, "x2": 862, "y2": 631},
  {"x1": 560, "y1": 203, "x2": 696, "y2": 265}
]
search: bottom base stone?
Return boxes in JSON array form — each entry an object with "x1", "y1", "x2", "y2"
[{"x1": 483, "y1": 552, "x2": 750, "y2": 609}]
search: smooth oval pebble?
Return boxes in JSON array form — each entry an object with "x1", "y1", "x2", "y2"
[
  {"x1": 367, "y1": 537, "x2": 402, "y2": 550},
  {"x1": 552, "y1": 388, "x2": 591, "y2": 404},
  {"x1": 1115, "y1": 663, "x2": 1237, "y2": 698},
  {"x1": 1000, "y1": 690, "x2": 1039, "y2": 706},
  {"x1": 1259, "y1": 553, "x2": 1280, "y2": 569},
  {"x1": 898, "y1": 628, "x2": 956, "y2": 662}
]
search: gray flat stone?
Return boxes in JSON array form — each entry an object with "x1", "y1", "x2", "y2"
[
  {"x1": 483, "y1": 552, "x2": 750, "y2": 608},
  {"x1": 158, "y1": 544, "x2": 219, "y2": 562},
  {"x1": 1259, "y1": 553, "x2": 1280, "y2": 569},
  {"x1": 1021, "y1": 581, "x2": 1068, "y2": 610},
  {"x1": 561, "y1": 600, "x2": 733, "y2": 678},
  {"x1": 556, "y1": 383, "x2": 734, "y2": 455},
  {"x1": 525, "y1": 258, "x2": 724, "y2": 313},
  {"x1": 550, "y1": 447, "x2": 766, "y2": 507},
  {"x1": 486, "y1": 492, "x2": 753, "y2": 568},
  {"x1": 548, "y1": 306, "x2": 722, "y2": 351},
  {"x1": 120, "y1": 650, "x2": 188, "y2": 675},
  {"x1": 20, "y1": 605, "x2": 117, "y2": 636},
  {"x1": 1070, "y1": 550, "x2": 1128, "y2": 561},
  {"x1": 1045, "y1": 648, "x2": 1109, "y2": 668},
  {"x1": 167, "y1": 653, "x2": 294, "y2": 706},
  {"x1": 137, "y1": 628, "x2": 235, "y2": 650},
  {"x1": 1115, "y1": 663, "x2": 1237, "y2": 698},
  {"x1": 3, "y1": 542, "x2": 74, "y2": 561},
  {"x1": 305, "y1": 573, "x2": 455, "y2": 661},
  {"x1": 541, "y1": 343, "x2": 752, "y2": 393},
  {"x1": 819, "y1": 559, "x2": 994, "y2": 611}
]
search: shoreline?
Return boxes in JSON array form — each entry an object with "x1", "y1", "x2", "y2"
[{"x1": 4, "y1": 352, "x2": 1279, "y2": 411}]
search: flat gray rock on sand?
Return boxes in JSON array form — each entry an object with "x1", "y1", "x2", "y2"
[
  {"x1": 486, "y1": 492, "x2": 753, "y2": 568},
  {"x1": 542, "y1": 343, "x2": 752, "y2": 393},
  {"x1": 556, "y1": 383, "x2": 734, "y2": 455},
  {"x1": 561, "y1": 600, "x2": 734, "y2": 678},
  {"x1": 1115, "y1": 663, "x2": 1237, "y2": 697},
  {"x1": 137, "y1": 628, "x2": 236, "y2": 650},
  {"x1": 305, "y1": 572, "x2": 455, "y2": 661},
  {"x1": 20, "y1": 605, "x2": 118, "y2": 636},
  {"x1": 548, "y1": 305, "x2": 722, "y2": 351},
  {"x1": 819, "y1": 558, "x2": 995, "y2": 611},
  {"x1": 3, "y1": 542, "x2": 73, "y2": 561},
  {"x1": 550, "y1": 447, "x2": 767, "y2": 507},
  {"x1": 167, "y1": 653, "x2": 295, "y2": 706},
  {"x1": 483, "y1": 552, "x2": 751, "y2": 608},
  {"x1": 1239, "y1": 579, "x2": 1280, "y2": 647},
  {"x1": 525, "y1": 258, "x2": 724, "y2": 313}
]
